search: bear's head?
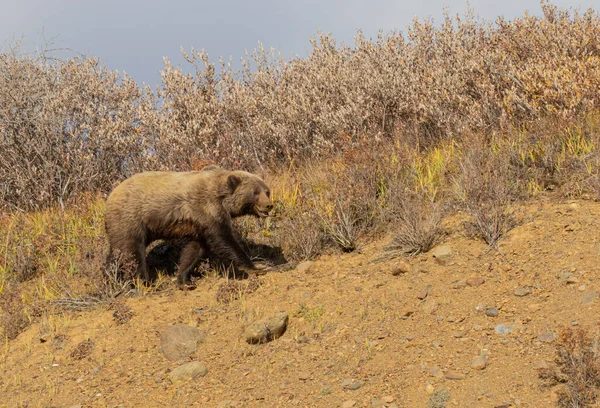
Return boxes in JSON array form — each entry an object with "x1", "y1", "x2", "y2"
[{"x1": 224, "y1": 171, "x2": 272, "y2": 218}]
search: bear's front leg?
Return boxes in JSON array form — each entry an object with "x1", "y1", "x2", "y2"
[{"x1": 203, "y1": 224, "x2": 259, "y2": 276}]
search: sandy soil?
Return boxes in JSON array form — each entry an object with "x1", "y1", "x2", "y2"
[{"x1": 3, "y1": 196, "x2": 600, "y2": 408}]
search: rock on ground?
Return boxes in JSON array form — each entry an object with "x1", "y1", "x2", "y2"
[
  {"x1": 160, "y1": 324, "x2": 206, "y2": 361},
  {"x1": 245, "y1": 312, "x2": 289, "y2": 344},
  {"x1": 431, "y1": 246, "x2": 452, "y2": 265},
  {"x1": 168, "y1": 361, "x2": 208, "y2": 383}
]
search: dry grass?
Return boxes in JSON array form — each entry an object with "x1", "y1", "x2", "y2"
[
  {"x1": 385, "y1": 198, "x2": 444, "y2": 256},
  {"x1": 540, "y1": 327, "x2": 600, "y2": 407}
]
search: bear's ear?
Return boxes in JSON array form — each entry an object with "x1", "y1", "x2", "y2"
[{"x1": 227, "y1": 174, "x2": 242, "y2": 192}]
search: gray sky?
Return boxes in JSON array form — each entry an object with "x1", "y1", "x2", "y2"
[{"x1": 0, "y1": 0, "x2": 597, "y2": 86}]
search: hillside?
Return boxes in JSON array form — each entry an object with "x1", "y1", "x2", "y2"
[{"x1": 2, "y1": 194, "x2": 599, "y2": 408}]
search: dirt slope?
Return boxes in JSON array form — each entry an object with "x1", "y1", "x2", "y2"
[{"x1": 3, "y1": 197, "x2": 600, "y2": 408}]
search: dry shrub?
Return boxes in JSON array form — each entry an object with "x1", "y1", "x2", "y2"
[
  {"x1": 216, "y1": 275, "x2": 261, "y2": 304},
  {"x1": 8, "y1": 241, "x2": 40, "y2": 283},
  {"x1": 0, "y1": 45, "x2": 150, "y2": 211},
  {"x1": 110, "y1": 301, "x2": 133, "y2": 325},
  {"x1": 386, "y1": 195, "x2": 444, "y2": 255},
  {"x1": 5, "y1": 3, "x2": 600, "y2": 211},
  {"x1": 0, "y1": 283, "x2": 29, "y2": 340},
  {"x1": 456, "y1": 145, "x2": 520, "y2": 247},
  {"x1": 277, "y1": 212, "x2": 325, "y2": 262},
  {"x1": 427, "y1": 388, "x2": 450, "y2": 408},
  {"x1": 70, "y1": 339, "x2": 94, "y2": 360},
  {"x1": 304, "y1": 142, "x2": 386, "y2": 252},
  {"x1": 540, "y1": 327, "x2": 600, "y2": 407}
]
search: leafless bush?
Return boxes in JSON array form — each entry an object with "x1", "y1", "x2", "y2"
[
  {"x1": 110, "y1": 301, "x2": 134, "y2": 325},
  {"x1": 70, "y1": 339, "x2": 94, "y2": 360},
  {"x1": 305, "y1": 148, "x2": 383, "y2": 252},
  {"x1": 386, "y1": 197, "x2": 444, "y2": 255},
  {"x1": 278, "y1": 212, "x2": 325, "y2": 262},
  {"x1": 3, "y1": 3, "x2": 600, "y2": 210},
  {"x1": 8, "y1": 241, "x2": 40, "y2": 282},
  {"x1": 0, "y1": 45, "x2": 151, "y2": 211},
  {"x1": 428, "y1": 388, "x2": 450, "y2": 408},
  {"x1": 456, "y1": 146, "x2": 520, "y2": 247},
  {"x1": 540, "y1": 327, "x2": 600, "y2": 407},
  {"x1": 320, "y1": 198, "x2": 362, "y2": 252},
  {"x1": 52, "y1": 241, "x2": 138, "y2": 311},
  {"x1": 0, "y1": 283, "x2": 29, "y2": 340},
  {"x1": 88, "y1": 245, "x2": 137, "y2": 299}
]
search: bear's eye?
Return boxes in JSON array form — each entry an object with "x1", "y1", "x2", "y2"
[
  {"x1": 266, "y1": 190, "x2": 270, "y2": 198},
  {"x1": 254, "y1": 189, "x2": 260, "y2": 196}
]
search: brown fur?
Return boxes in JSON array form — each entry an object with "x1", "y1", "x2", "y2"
[{"x1": 104, "y1": 168, "x2": 272, "y2": 287}]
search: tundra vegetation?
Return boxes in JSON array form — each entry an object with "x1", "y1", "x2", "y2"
[{"x1": 2, "y1": 3, "x2": 600, "y2": 404}]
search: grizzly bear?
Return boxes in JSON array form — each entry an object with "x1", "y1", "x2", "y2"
[{"x1": 104, "y1": 167, "x2": 272, "y2": 288}]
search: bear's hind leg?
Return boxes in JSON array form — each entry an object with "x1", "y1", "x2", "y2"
[
  {"x1": 134, "y1": 240, "x2": 150, "y2": 282},
  {"x1": 177, "y1": 241, "x2": 205, "y2": 289}
]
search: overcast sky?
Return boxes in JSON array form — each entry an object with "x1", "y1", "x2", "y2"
[{"x1": 0, "y1": 0, "x2": 597, "y2": 86}]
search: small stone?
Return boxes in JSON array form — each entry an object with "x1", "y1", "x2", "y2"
[
  {"x1": 340, "y1": 379, "x2": 363, "y2": 390},
  {"x1": 578, "y1": 285, "x2": 587, "y2": 292},
  {"x1": 486, "y1": 308, "x2": 499, "y2": 317},
  {"x1": 444, "y1": 370, "x2": 465, "y2": 380},
  {"x1": 528, "y1": 303, "x2": 540, "y2": 312},
  {"x1": 559, "y1": 272, "x2": 573, "y2": 280},
  {"x1": 537, "y1": 331, "x2": 556, "y2": 343},
  {"x1": 160, "y1": 324, "x2": 206, "y2": 361},
  {"x1": 245, "y1": 312, "x2": 289, "y2": 344},
  {"x1": 495, "y1": 323, "x2": 514, "y2": 335},
  {"x1": 401, "y1": 309, "x2": 415, "y2": 318},
  {"x1": 450, "y1": 280, "x2": 466, "y2": 289},
  {"x1": 68, "y1": 406, "x2": 83, "y2": 408},
  {"x1": 471, "y1": 356, "x2": 486, "y2": 370},
  {"x1": 421, "y1": 299, "x2": 438, "y2": 315},
  {"x1": 296, "y1": 261, "x2": 313, "y2": 273},
  {"x1": 514, "y1": 287, "x2": 531, "y2": 297},
  {"x1": 581, "y1": 291, "x2": 598, "y2": 305},
  {"x1": 418, "y1": 285, "x2": 431, "y2": 300},
  {"x1": 425, "y1": 383, "x2": 435, "y2": 394},
  {"x1": 298, "y1": 372, "x2": 310, "y2": 380},
  {"x1": 320, "y1": 386, "x2": 332, "y2": 395},
  {"x1": 381, "y1": 396, "x2": 395, "y2": 403},
  {"x1": 371, "y1": 398, "x2": 384, "y2": 407},
  {"x1": 432, "y1": 246, "x2": 452, "y2": 265},
  {"x1": 466, "y1": 277, "x2": 485, "y2": 287},
  {"x1": 342, "y1": 401, "x2": 356, "y2": 408},
  {"x1": 39, "y1": 332, "x2": 51, "y2": 343},
  {"x1": 566, "y1": 276, "x2": 580, "y2": 284},
  {"x1": 533, "y1": 360, "x2": 550, "y2": 370},
  {"x1": 429, "y1": 365, "x2": 444, "y2": 378},
  {"x1": 168, "y1": 361, "x2": 208, "y2": 383},
  {"x1": 475, "y1": 303, "x2": 486, "y2": 312},
  {"x1": 391, "y1": 261, "x2": 412, "y2": 275},
  {"x1": 572, "y1": 321, "x2": 579, "y2": 326}
]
